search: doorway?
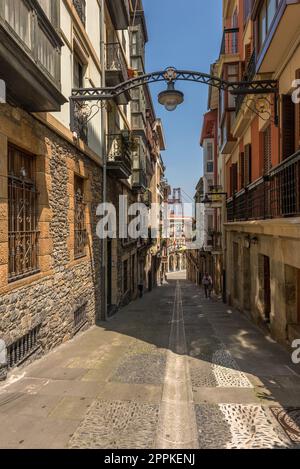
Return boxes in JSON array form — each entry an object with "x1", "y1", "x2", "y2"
[
  {"x1": 243, "y1": 248, "x2": 251, "y2": 311},
  {"x1": 262, "y1": 255, "x2": 271, "y2": 322},
  {"x1": 107, "y1": 239, "x2": 112, "y2": 308}
]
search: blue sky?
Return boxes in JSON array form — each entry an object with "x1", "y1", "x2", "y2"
[{"x1": 143, "y1": 0, "x2": 222, "y2": 202}]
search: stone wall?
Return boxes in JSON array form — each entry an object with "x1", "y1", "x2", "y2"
[
  {"x1": 225, "y1": 221, "x2": 300, "y2": 346},
  {"x1": 0, "y1": 104, "x2": 103, "y2": 371}
]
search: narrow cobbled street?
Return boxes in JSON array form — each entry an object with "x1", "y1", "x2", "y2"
[{"x1": 0, "y1": 273, "x2": 300, "y2": 449}]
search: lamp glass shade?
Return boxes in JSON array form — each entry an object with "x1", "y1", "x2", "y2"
[{"x1": 158, "y1": 83, "x2": 184, "y2": 112}]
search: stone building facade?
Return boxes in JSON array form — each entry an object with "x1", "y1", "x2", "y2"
[
  {"x1": 0, "y1": 0, "x2": 166, "y2": 378},
  {"x1": 204, "y1": 0, "x2": 300, "y2": 346},
  {"x1": 0, "y1": 104, "x2": 103, "y2": 369}
]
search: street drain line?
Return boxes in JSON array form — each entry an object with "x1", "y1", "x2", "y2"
[{"x1": 155, "y1": 281, "x2": 199, "y2": 449}]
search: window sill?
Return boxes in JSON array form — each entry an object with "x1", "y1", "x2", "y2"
[{"x1": 8, "y1": 269, "x2": 41, "y2": 284}]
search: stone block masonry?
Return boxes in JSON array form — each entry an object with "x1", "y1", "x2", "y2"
[{"x1": 0, "y1": 104, "x2": 103, "y2": 370}]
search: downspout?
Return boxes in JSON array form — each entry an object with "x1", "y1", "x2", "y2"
[{"x1": 100, "y1": 0, "x2": 107, "y2": 321}]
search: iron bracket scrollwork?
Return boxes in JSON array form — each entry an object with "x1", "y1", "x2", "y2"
[{"x1": 70, "y1": 67, "x2": 279, "y2": 137}]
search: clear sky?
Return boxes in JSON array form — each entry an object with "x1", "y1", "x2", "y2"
[{"x1": 143, "y1": 0, "x2": 222, "y2": 203}]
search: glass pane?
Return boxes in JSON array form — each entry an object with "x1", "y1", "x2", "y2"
[
  {"x1": 267, "y1": 0, "x2": 277, "y2": 30},
  {"x1": 258, "y1": 3, "x2": 267, "y2": 50},
  {"x1": 5, "y1": 0, "x2": 31, "y2": 48}
]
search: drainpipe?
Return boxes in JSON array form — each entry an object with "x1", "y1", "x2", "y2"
[{"x1": 100, "y1": 0, "x2": 107, "y2": 321}]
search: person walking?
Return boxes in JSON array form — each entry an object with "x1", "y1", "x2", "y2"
[
  {"x1": 138, "y1": 280, "x2": 144, "y2": 298},
  {"x1": 202, "y1": 273, "x2": 213, "y2": 299}
]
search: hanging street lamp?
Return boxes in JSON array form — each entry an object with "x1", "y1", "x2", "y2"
[{"x1": 158, "y1": 81, "x2": 184, "y2": 112}]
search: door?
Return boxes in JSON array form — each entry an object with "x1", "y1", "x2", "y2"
[
  {"x1": 131, "y1": 255, "x2": 135, "y2": 295},
  {"x1": 297, "y1": 270, "x2": 300, "y2": 324},
  {"x1": 107, "y1": 240, "x2": 112, "y2": 307},
  {"x1": 264, "y1": 256, "x2": 271, "y2": 321},
  {"x1": 148, "y1": 271, "x2": 153, "y2": 292}
]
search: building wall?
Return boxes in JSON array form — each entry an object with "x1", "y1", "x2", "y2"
[
  {"x1": 216, "y1": 0, "x2": 300, "y2": 346},
  {"x1": 226, "y1": 222, "x2": 300, "y2": 344},
  {"x1": 0, "y1": 104, "x2": 103, "y2": 361}
]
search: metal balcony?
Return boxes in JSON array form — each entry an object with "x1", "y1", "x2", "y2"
[
  {"x1": 210, "y1": 231, "x2": 223, "y2": 253},
  {"x1": 227, "y1": 150, "x2": 300, "y2": 222},
  {"x1": 0, "y1": 0, "x2": 66, "y2": 112},
  {"x1": 142, "y1": 189, "x2": 153, "y2": 207},
  {"x1": 106, "y1": 132, "x2": 132, "y2": 180},
  {"x1": 105, "y1": 42, "x2": 130, "y2": 104},
  {"x1": 72, "y1": 0, "x2": 86, "y2": 26},
  {"x1": 106, "y1": 0, "x2": 130, "y2": 30},
  {"x1": 132, "y1": 169, "x2": 147, "y2": 193}
]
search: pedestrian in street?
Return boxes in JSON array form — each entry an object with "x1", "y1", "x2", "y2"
[
  {"x1": 202, "y1": 273, "x2": 213, "y2": 299},
  {"x1": 138, "y1": 281, "x2": 144, "y2": 298}
]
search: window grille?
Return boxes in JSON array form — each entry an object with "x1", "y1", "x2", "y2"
[
  {"x1": 74, "y1": 176, "x2": 87, "y2": 259},
  {"x1": 74, "y1": 303, "x2": 87, "y2": 333},
  {"x1": 8, "y1": 145, "x2": 39, "y2": 282},
  {"x1": 7, "y1": 325, "x2": 41, "y2": 368}
]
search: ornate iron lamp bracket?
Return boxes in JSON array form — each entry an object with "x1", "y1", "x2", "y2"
[{"x1": 70, "y1": 67, "x2": 279, "y2": 137}]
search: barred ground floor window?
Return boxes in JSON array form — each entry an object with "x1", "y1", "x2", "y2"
[
  {"x1": 74, "y1": 175, "x2": 87, "y2": 259},
  {"x1": 8, "y1": 144, "x2": 39, "y2": 282}
]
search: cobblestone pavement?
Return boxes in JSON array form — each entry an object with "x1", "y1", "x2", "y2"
[{"x1": 0, "y1": 273, "x2": 300, "y2": 448}]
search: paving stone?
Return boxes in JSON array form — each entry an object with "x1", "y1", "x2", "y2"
[
  {"x1": 110, "y1": 353, "x2": 166, "y2": 385},
  {"x1": 69, "y1": 400, "x2": 160, "y2": 449},
  {"x1": 1, "y1": 273, "x2": 300, "y2": 449},
  {"x1": 195, "y1": 404, "x2": 290, "y2": 449}
]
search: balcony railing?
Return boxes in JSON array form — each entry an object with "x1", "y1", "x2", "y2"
[
  {"x1": 73, "y1": 0, "x2": 86, "y2": 26},
  {"x1": 132, "y1": 169, "x2": 147, "y2": 191},
  {"x1": 142, "y1": 189, "x2": 153, "y2": 207},
  {"x1": 106, "y1": 132, "x2": 132, "y2": 179},
  {"x1": 105, "y1": 43, "x2": 128, "y2": 77},
  {"x1": 227, "y1": 150, "x2": 300, "y2": 222},
  {"x1": 211, "y1": 231, "x2": 223, "y2": 252},
  {"x1": 0, "y1": 0, "x2": 65, "y2": 111},
  {"x1": 220, "y1": 28, "x2": 239, "y2": 56}
]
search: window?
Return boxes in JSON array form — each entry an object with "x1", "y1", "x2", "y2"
[
  {"x1": 230, "y1": 163, "x2": 238, "y2": 196},
  {"x1": 244, "y1": 0, "x2": 253, "y2": 25},
  {"x1": 257, "y1": 0, "x2": 280, "y2": 51},
  {"x1": 74, "y1": 303, "x2": 87, "y2": 333},
  {"x1": 244, "y1": 144, "x2": 252, "y2": 186},
  {"x1": 263, "y1": 126, "x2": 272, "y2": 174},
  {"x1": 207, "y1": 143, "x2": 213, "y2": 161},
  {"x1": 239, "y1": 152, "x2": 245, "y2": 188},
  {"x1": 73, "y1": 53, "x2": 84, "y2": 88},
  {"x1": 227, "y1": 64, "x2": 239, "y2": 108},
  {"x1": 37, "y1": 0, "x2": 58, "y2": 26},
  {"x1": 296, "y1": 70, "x2": 300, "y2": 151},
  {"x1": 207, "y1": 162, "x2": 214, "y2": 173},
  {"x1": 4, "y1": 0, "x2": 31, "y2": 47},
  {"x1": 8, "y1": 145, "x2": 39, "y2": 282},
  {"x1": 282, "y1": 94, "x2": 296, "y2": 160},
  {"x1": 7, "y1": 324, "x2": 41, "y2": 368},
  {"x1": 207, "y1": 214, "x2": 214, "y2": 231},
  {"x1": 74, "y1": 176, "x2": 86, "y2": 259}
]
